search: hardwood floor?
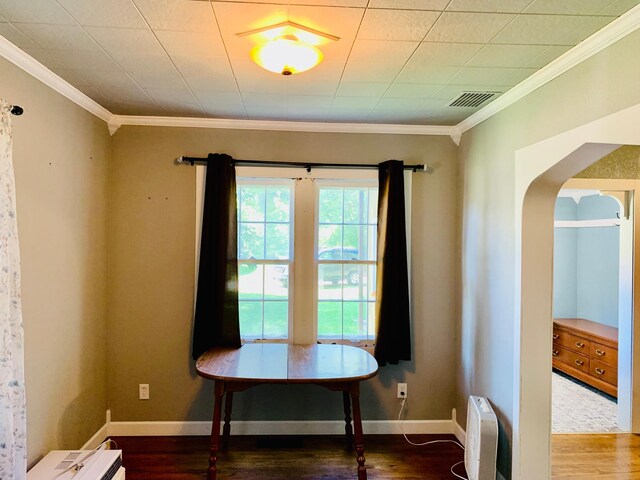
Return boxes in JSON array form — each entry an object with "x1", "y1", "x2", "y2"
[
  {"x1": 552, "y1": 434, "x2": 640, "y2": 479},
  {"x1": 110, "y1": 434, "x2": 465, "y2": 479}
]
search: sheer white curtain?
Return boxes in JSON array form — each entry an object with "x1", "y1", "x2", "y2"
[{"x1": 0, "y1": 100, "x2": 26, "y2": 479}]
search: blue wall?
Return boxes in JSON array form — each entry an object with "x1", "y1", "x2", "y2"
[{"x1": 553, "y1": 195, "x2": 620, "y2": 327}]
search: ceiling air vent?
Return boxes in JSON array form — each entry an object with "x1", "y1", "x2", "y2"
[{"x1": 448, "y1": 91, "x2": 498, "y2": 108}]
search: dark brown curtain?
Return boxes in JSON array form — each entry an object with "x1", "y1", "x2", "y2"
[
  {"x1": 374, "y1": 160, "x2": 411, "y2": 366},
  {"x1": 192, "y1": 153, "x2": 241, "y2": 360}
]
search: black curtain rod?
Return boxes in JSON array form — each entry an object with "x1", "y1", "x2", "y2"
[
  {"x1": 177, "y1": 156, "x2": 432, "y2": 173},
  {"x1": 9, "y1": 105, "x2": 24, "y2": 116}
]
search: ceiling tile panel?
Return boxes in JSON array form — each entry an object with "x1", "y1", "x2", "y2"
[
  {"x1": 21, "y1": 48, "x2": 67, "y2": 69},
  {"x1": 335, "y1": 82, "x2": 390, "y2": 97},
  {"x1": 286, "y1": 95, "x2": 334, "y2": 108},
  {"x1": 524, "y1": 0, "x2": 613, "y2": 15},
  {"x1": 86, "y1": 27, "x2": 164, "y2": 56},
  {"x1": 328, "y1": 108, "x2": 374, "y2": 122},
  {"x1": 57, "y1": 0, "x2": 147, "y2": 28},
  {"x1": 154, "y1": 101, "x2": 205, "y2": 117},
  {"x1": 286, "y1": 108, "x2": 330, "y2": 122},
  {"x1": 0, "y1": 0, "x2": 76, "y2": 25},
  {"x1": 134, "y1": 0, "x2": 218, "y2": 32},
  {"x1": 348, "y1": 39, "x2": 417, "y2": 64},
  {"x1": 244, "y1": 105, "x2": 288, "y2": 120},
  {"x1": 558, "y1": 16, "x2": 617, "y2": 44},
  {"x1": 376, "y1": 97, "x2": 427, "y2": 110},
  {"x1": 492, "y1": 14, "x2": 590, "y2": 45},
  {"x1": 446, "y1": 0, "x2": 533, "y2": 13},
  {"x1": 111, "y1": 52, "x2": 177, "y2": 75},
  {"x1": 368, "y1": 0, "x2": 449, "y2": 10},
  {"x1": 49, "y1": 49, "x2": 123, "y2": 72},
  {"x1": 341, "y1": 61, "x2": 405, "y2": 83},
  {"x1": 332, "y1": 96, "x2": 381, "y2": 109},
  {"x1": 410, "y1": 42, "x2": 484, "y2": 66},
  {"x1": 599, "y1": 0, "x2": 640, "y2": 15},
  {"x1": 129, "y1": 70, "x2": 186, "y2": 89},
  {"x1": 283, "y1": 79, "x2": 340, "y2": 96},
  {"x1": 155, "y1": 30, "x2": 227, "y2": 57},
  {"x1": 184, "y1": 75, "x2": 239, "y2": 93},
  {"x1": 14, "y1": 24, "x2": 100, "y2": 51},
  {"x1": 358, "y1": 9, "x2": 440, "y2": 41},
  {"x1": 242, "y1": 92, "x2": 287, "y2": 107},
  {"x1": 395, "y1": 65, "x2": 460, "y2": 84},
  {"x1": 145, "y1": 86, "x2": 200, "y2": 105},
  {"x1": 73, "y1": 70, "x2": 141, "y2": 91},
  {"x1": 384, "y1": 83, "x2": 442, "y2": 98},
  {"x1": 467, "y1": 44, "x2": 548, "y2": 67},
  {"x1": 425, "y1": 12, "x2": 516, "y2": 43},
  {"x1": 499, "y1": 67, "x2": 538, "y2": 86},
  {"x1": 193, "y1": 90, "x2": 243, "y2": 106},
  {"x1": 202, "y1": 105, "x2": 247, "y2": 119},
  {"x1": 171, "y1": 54, "x2": 234, "y2": 78},
  {"x1": 448, "y1": 66, "x2": 516, "y2": 85},
  {"x1": 0, "y1": 23, "x2": 41, "y2": 49},
  {"x1": 0, "y1": 13, "x2": 7, "y2": 22},
  {"x1": 220, "y1": 0, "x2": 367, "y2": 6},
  {"x1": 524, "y1": 45, "x2": 573, "y2": 68}
]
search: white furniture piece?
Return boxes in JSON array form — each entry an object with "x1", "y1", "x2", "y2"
[{"x1": 27, "y1": 449, "x2": 124, "y2": 480}]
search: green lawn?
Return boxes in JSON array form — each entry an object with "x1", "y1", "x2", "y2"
[{"x1": 239, "y1": 299, "x2": 373, "y2": 339}]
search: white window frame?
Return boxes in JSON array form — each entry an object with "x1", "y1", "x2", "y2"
[{"x1": 195, "y1": 165, "x2": 412, "y2": 346}]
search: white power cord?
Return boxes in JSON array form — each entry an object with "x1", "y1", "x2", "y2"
[{"x1": 398, "y1": 397, "x2": 468, "y2": 479}]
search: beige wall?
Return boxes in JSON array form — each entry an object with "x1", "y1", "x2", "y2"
[
  {"x1": 458, "y1": 30, "x2": 640, "y2": 478},
  {"x1": 0, "y1": 58, "x2": 111, "y2": 465},
  {"x1": 109, "y1": 126, "x2": 458, "y2": 422}
]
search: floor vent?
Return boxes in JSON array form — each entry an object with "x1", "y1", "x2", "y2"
[{"x1": 449, "y1": 92, "x2": 498, "y2": 108}]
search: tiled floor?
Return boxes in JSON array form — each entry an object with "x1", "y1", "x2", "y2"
[{"x1": 552, "y1": 371, "x2": 621, "y2": 433}]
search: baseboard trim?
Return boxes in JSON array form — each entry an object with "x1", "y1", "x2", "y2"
[
  {"x1": 454, "y1": 419, "x2": 466, "y2": 447},
  {"x1": 108, "y1": 419, "x2": 454, "y2": 437},
  {"x1": 81, "y1": 423, "x2": 109, "y2": 450}
]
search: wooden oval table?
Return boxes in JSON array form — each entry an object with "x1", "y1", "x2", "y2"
[{"x1": 196, "y1": 343, "x2": 379, "y2": 480}]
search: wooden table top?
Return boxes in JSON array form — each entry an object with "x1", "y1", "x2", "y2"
[{"x1": 196, "y1": 344, "x2": 379, "y2": 384}]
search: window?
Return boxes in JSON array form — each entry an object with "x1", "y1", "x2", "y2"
[
  {"x1": 229, "y1": 169, "x2": 377, "y2": 344},
  {"x1": 316, "y1": 184, "x2": 378, "y2": 341},
  {"x1": 236, "y1": 181, "x2": 293, "y2": 340}
]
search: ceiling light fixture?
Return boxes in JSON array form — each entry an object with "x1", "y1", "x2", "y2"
[
  {"x1": 251, "y1": 35, "x2": 322, "y2": 75},
  {"x1": 237, "y1": 21, "x2": 339, "y2": 76}
]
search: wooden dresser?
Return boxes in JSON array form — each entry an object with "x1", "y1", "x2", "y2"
[{"x1": 553, "y1": 318, "x2": 618, "y2": 397}]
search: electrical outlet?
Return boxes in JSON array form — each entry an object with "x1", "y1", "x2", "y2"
[
  {"x1": 139, "y1": 384, "x2": 149, "y2": 400},
  {"x1": 397, "y1": 383, "x2": 407, "y2": 399}
]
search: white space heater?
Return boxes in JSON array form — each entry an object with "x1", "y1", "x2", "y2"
[
  {"x1": 27, "y1": 449, "x2": 124, "y2": 480},
  {"x1": 465, "y1": 395, "x2": 498, "y2": 480}
]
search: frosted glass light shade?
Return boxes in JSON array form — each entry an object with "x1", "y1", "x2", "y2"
[{"x1": 251, "y1": 36, "x2": 323, "y2": 75}]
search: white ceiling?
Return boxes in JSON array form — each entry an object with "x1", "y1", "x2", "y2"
[{"x1": 0, "y1": 0, "x2": 638, "y2": 125}]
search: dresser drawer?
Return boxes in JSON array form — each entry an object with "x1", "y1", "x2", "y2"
[
  {"x1": 591, "y1": 359, "x2": 618, "y2": 386},
  {"x1": 590, "y1": 342, "x2": 618, "y2": 368},
  {"x1": 553, "y1": 329, "x2": 591, "y2": 354},
  {"x1": 552, "y1": 345, "x2": 590, "y2": 373}
]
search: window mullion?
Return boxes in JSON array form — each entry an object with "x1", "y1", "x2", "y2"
[{"x1": 292, "y1": 178, "x2": 316, "y2": 344}]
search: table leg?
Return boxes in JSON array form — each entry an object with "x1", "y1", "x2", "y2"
[
  {"x1": 349, "y1": 382, "x2": 367, "y2": 480},
  {"x1": 207, "y1": 380, "x2": 225, "y2": 480},
  {"x1": 343, "y1": 391, "x2": 354, "y2": 450},
  {"x1": 222, "y1": 391, "x2": 234, "y2": 451}
]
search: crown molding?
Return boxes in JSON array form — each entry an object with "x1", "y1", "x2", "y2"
[
  {"x1": 113, "y1": 114, "x2": 456, "y2": 136},
  {"x1": 0, "y1": 35, "x2": 114, "y2": 124},
  {"x1": 456, "y1": 4, "x2": 640, "y2": 135}
]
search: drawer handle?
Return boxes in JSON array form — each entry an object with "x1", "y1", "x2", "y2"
[
  {"x1": 595, "y1": 367, "x2": 605, "y2": 375},
  {"x1": 575, "y1": 359, "x2": 584, "y2": 366},
  {"x1": 575, "y1": 342, "x2": 585, "y2": 348},
  {"x1": 553, "y1": 334, "x2": 559, "y2": 340},
  {"x1": 552, "y1": 350, "x2": 559, "y2": 356},
  {"x1": 595, "y1": 349, "x2": 605, "y2": 356}
]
